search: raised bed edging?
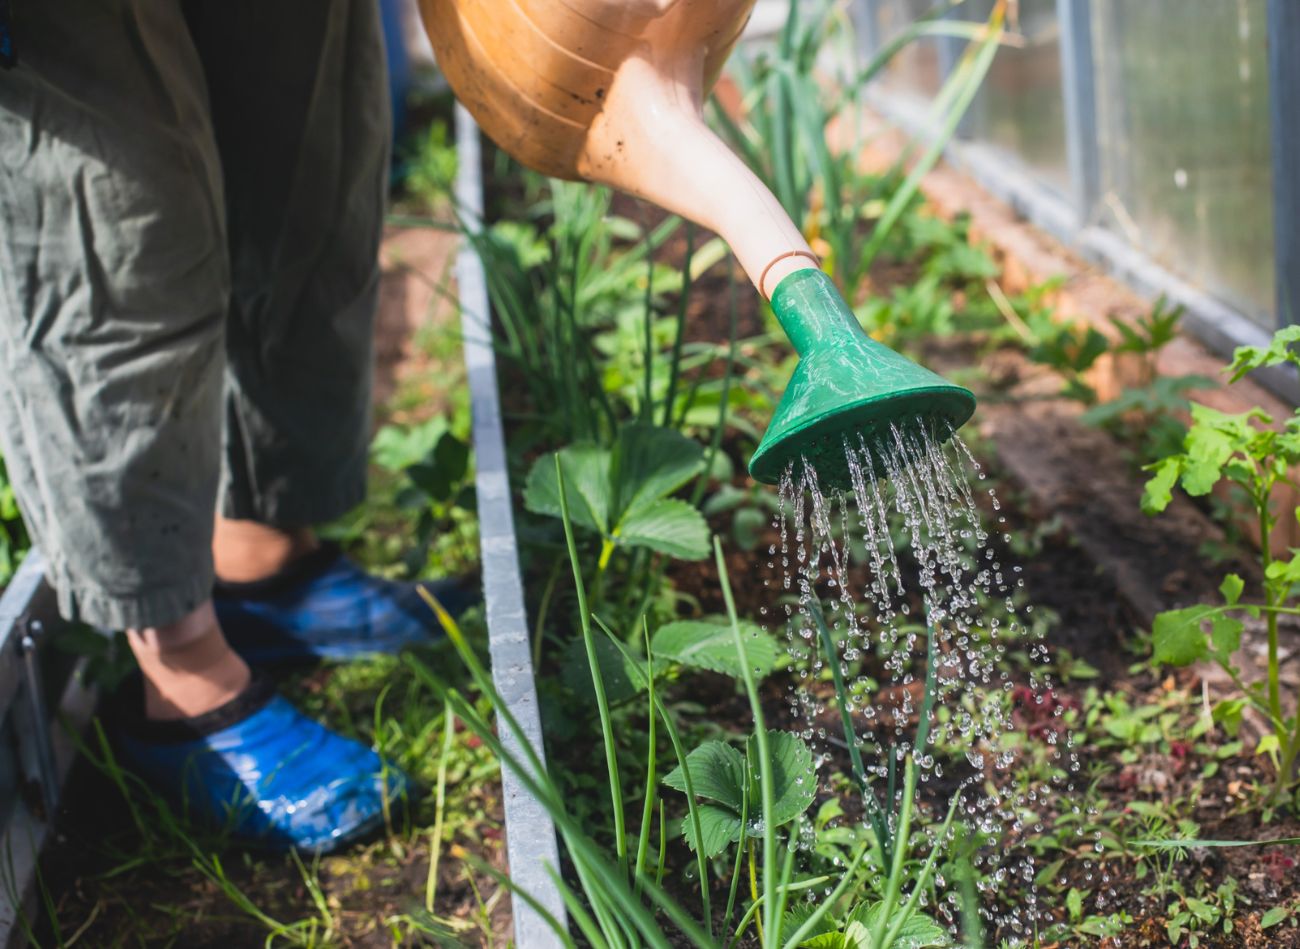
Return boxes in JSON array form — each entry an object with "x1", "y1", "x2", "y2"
[
  {"x1": 454, "y1": 104, "x2": 567, "y2": 945},
  {"x1": 0, "y1": 551, "x2": 101, "y2": 949}
]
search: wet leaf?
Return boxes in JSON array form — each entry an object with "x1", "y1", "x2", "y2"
[
  {"x1": 663, "y1": 730, "x2": 817, "y2": 853},
  {"x1": 846, "y1": 902, "x2": 949, "y2": 948},
  {"x1": 681, "y1": 802, "x2": 743, "y2": 858},
  {"x1": 663, "y1": 740, "x2": 746, "y2": 808},
  {"x1": 651, "y1": 618, "x2": 778, "y2": 679}
]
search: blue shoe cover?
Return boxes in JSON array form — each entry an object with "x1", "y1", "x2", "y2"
[
  {"x1": 115, "y1": 674, "x2": 410, "y2": 853},
  {"x1": 213, "y1": 543, "x2": 476, "y2": 663}
]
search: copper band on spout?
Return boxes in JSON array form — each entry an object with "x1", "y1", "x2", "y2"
[{"x1": 759, "y1": 250, "x2": 822, "y2": 301}]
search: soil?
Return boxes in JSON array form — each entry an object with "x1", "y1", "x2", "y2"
[{"x1": 35, "y1": 742, "x2": 511, "y2": 948}]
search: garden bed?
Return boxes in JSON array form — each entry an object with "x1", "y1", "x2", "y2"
[{"x1": 475, "y1": 77, "x2": 1300, "y2": 942}]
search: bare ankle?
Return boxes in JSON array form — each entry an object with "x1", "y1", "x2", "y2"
[
  {"x1": 128, "y1": 602, "x2": 252, "y2": 721},
  {"x1": 212, "y1": 517, "x2": 317, "y2": 584}
]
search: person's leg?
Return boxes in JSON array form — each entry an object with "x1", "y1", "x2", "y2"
[
  {"x1": 0, "y1": 0, "x2": 405, "y2": 852},
  {"x1": 184, "y1": 0, "x2": 472, "y2": 661},
  {"x1": 0, "y1": 0, "x2": 251, "y2": 716},
  {"x1": 211, "y1": 519, "x2": 317, "y2": 584},
  {"x1": 185, "y1": 0, "x2": 390, "y2": 539}
]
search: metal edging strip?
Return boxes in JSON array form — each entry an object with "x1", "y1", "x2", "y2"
[
  {"x1": 453, "y1": 104, "x2": 568, "y2": 945},
  {"x1": 0, "y1": 552, "x2": 47, "y2": 716},
  {"x1": 0, "y1": 549, "x2": 102, "y2": 948}
]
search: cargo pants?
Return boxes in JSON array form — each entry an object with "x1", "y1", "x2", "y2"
[{"x1": 0, "y1": 0, "x2": 391, "y2": 629}]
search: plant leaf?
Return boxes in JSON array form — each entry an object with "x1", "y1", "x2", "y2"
[
  {"x1": 617, "y1": 498, "x2": 710, "y2": 560},
  {"x1": 1209, "y1": 615, "x2": 1244, "y2": 660},
  {"x1": 784, "y1": 903, "x2": 838, "y2": 944},
  {"x1": 745, "y1": 730, "x2": 817, "y2": 832},
  {"x1": 664, "y1": 731, "x2": 816, "y2": 845},
  {"x1": 560, "y1": 636, "x2": 658, "y2": 705},
  {"x1": 1219, "y1": 574, "x2": 1244, "y2": 605},
  {"x1": 612, "y1": 423, "x2": 705, "y2": 518},
  {"x1": 801, "y1": 931, "x2": 864, "y2": 949},
  {"x1": 663, "y1": 740, "x2": 746, "y2": 809},
  {"x1": 1261, "y1": 906, "x2": 1292, "y2": 929},
  {"x1": 524, "y1": 445, "x2": 611, "y2": 534},
  {"x1": 371, "y1": 418, "x2": 449, "y2": 472},
  {"x1": 1152, "y1": 606, "x2": 1214, "y2": 666},
  {"x1": 848, "y1": 902, "x2": 949, "y2": 948},
  {"x1": 1142, "y1": 457, "x2": 1181, "y2": 515},
  {"x1": 680, "y1": 802, "x2": 742, "y2": 858},
  {"x1": 651, "y1": 618, "x2": 779, "y2": 679}
]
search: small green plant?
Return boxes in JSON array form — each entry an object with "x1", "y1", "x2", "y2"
[
  {"x1": 0, "y1": 451, "x2": 30, "y2": 587},
  {"x1": 1262, "y1": 896, "x2": 1300, "y2": 932},
  {"x1": 663, "y1": 729, "x2": 815, "y2": 859},
  {"x1": 401, "y1": 118, "x2": 458, "y2": 210},
  {"x1": 1143, "y1": 325, "x2": 1300, "y2": 807},
  {"x1": 1164, "y1": 879, "x2": 1238, "y2": 948},
  {"x1": 1081, "y1": 298, "x2": 1214, "y2": 464},
  {"x1": 327, "y1": 417, "x2": 477, "y2": 577},
  {"x1": 1025, "y1": 316, "x2": 1110, "y2": 404},
  {"x1": 1080, "y1": 374, "x2": 1216, "y2": 464},
  {"x1": 1111, "y1": 295, "x2": 1185, "y2": 366}
]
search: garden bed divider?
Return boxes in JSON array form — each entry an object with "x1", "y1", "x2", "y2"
[
  {"x1": 0, "y1": 550, "x2": 101, "y2": 948},
  {"x1": 454, "y1": 103, "x2": 568, "y2": 945}
]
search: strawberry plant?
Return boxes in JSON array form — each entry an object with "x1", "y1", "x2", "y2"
[{"x1": 524, "y1": 422, "x2": 711, "y2": 572}]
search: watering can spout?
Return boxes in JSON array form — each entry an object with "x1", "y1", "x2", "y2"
[{"x1": 748, "y1": 270, "x2": 975, "y2": 489}]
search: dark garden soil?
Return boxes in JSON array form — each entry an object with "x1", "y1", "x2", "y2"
[{"x1": 36, "y1": 741, "x2": 510, "y2": 948}]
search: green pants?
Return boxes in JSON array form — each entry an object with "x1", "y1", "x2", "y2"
[{"x1": 0, "y1": 0, "x2": 391, "y2": 629}]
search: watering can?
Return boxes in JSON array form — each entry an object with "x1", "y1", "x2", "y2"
[{"x1": 418, "y1": 0, "x2": 974, "y2": 487}]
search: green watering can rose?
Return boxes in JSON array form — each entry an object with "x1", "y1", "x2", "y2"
[{"x1": 749, "y1": 269, "x2": 976, "y2": 490}]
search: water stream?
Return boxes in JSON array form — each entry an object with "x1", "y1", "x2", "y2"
[{"x1": 766, "y1": 421, "x2": 1083, "y2": 938}]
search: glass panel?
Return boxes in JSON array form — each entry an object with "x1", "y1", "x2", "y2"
[
  {"x1": 1091, "y1": 0, "x2": 1274, "y2": 326},
  {"x1": 965, "y1": 0, "x2": 1069, "y2": 194},
  {"x1": 873, "y1": 0, "x2": 945, "y2": 99}
]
